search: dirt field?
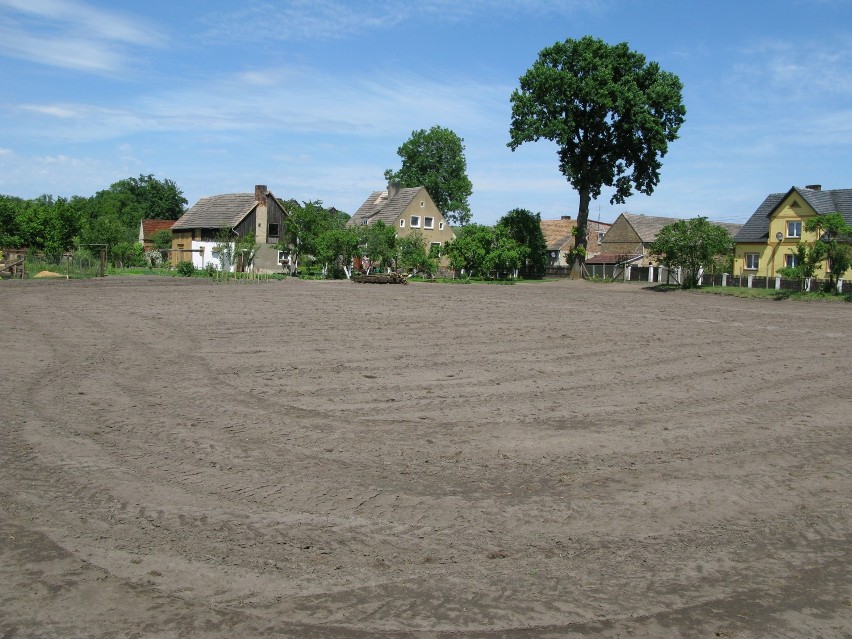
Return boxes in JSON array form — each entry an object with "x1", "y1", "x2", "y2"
[{"x1": 1, "y1": 277, "x2": 849, "y2": 638}]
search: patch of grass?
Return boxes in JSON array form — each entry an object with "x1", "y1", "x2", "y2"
[{"x1": 698, "y1": 286, "x2": 851, "y2": 302}]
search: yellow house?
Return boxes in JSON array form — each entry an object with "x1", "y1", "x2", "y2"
[
  {"x1": 347, "y1": 184, "x2": 456, "y2": 265},
  {"x1": 733, "y1": 185, "x2": 852, "y2": 280}
]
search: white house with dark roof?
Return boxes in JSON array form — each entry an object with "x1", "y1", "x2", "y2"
[
  {"x1": 170, "y1": 185, "x2": 288, "y2": 272},
  {"x1": 347, "y1": 184, "x2": 455, "y2": 264},
  {"x1": 733, "y1": 185, "x2": 852, "y2": 279}
]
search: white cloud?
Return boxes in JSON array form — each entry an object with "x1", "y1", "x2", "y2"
[{"x1": 0, "y1": 0, "x2": 165, "y2": 73}]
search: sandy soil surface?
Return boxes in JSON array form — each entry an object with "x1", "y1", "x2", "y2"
[{"x1": 0, "y1": 276, "x2": 849, "y2": 638}]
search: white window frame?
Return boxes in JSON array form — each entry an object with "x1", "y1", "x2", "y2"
[
  {"x1": 410, "y1": 215, "x2": 420, "y2": 228},
  {"x1": 439, "y1": 221, "x2": 445, "y2": 231},
  {"x1": 399, "y1": 219, "x2": 405, "y2": 228},
  {"x1": 744, "y1": 253, "x2": 759, "y2": 270},
  {"x1": 424, "y1": 216, "x2": 434, "y2": 230},
  {"x1": 786, "y1": 220, "x2": 801, "y2": 238}
]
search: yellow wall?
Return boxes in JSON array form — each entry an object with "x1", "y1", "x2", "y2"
[
  {"x1": 394, "y1": 189, "x2": 455, "y2": 266},
  {"x1": 733, "y1": 193, "x2": 852, "y2": 279}
]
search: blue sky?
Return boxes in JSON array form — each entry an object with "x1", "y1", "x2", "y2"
[{"x1": 1, "y1": 0, "x2": 850, "y2": 225}]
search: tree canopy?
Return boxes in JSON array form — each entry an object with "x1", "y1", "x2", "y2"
[
  {"x1": 508, "y1": 36, "x2": 685, "y2": 276},
  {"x1": 444, "y1": 224, "x2": 526, "y2": 278},
  {"x1": 649, "y1": 217, "x2": 733, "y2": 289},
  {"x1": 384, "y1": 125, "x2": 473, "y2": 226},
  {"x1": 496, "y1": 208, "x2": 547, "y2": 271}
]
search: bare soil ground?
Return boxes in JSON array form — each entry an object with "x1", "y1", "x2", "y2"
[{"x1": 0, "y1": 277, "x2": 849, "y2": 638}]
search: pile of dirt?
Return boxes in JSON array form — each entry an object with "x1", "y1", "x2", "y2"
[{"x1": 33, "y1": 270, "x2": 65, "y2": 278}]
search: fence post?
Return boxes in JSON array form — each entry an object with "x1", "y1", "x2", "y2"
[
  {"x1": 747, "y1": 274, "x2": 753, "y2": 288},
  {"x1": 804, "y1": 277, "x2": 811, "y2": 292},
  {"x1": 775, "y1": 276, "x2": 781, "y2": 290},
  {"x1": 722, "y1": 273, "x2": 727, "y2": 287},
  {"x1": 838, "y1": 279, "x2": 844, "y2": 294}
]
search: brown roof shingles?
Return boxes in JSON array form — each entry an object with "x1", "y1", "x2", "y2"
[
  {"x1": 348, "y1": 187, "x2": 422, "y2": 226},
  {"x1": 172, "y1": 193, "x2": 258, "y2": 230}
]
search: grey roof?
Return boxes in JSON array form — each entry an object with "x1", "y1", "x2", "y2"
[
  {"x1": 734, "y1": 186, "x2": 852, "y2": 243},
  {"x1": 172, "y1": 192, "x2": 258, "y2": 230},
  {"x1": 348, "y1": 187, "x2": 423, "y2": 227},
  {"x1": 621, "y1": 213, "x2": 742, "y2": 243}
]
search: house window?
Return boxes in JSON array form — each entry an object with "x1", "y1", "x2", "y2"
[
  {"x1": 744, "y1": 253, "x2": 759, "y2": 270},
  {"x1": 786, "y1": 220, "x2": 801, "y2": 238},
  {"x1": 430, "y1": 242, "x2": 441, "y2": 250},
  {"x1": 420, "y1": 200, "x2": 425, "y2": 208},
  {"x1": 410, "y1": 215, "x2": 420, "y2": 228},
  {"x1": 785, "y1": 253, "x2": 799, "y2": 268},
  {"x1": 278, "y1": 250, "x2": 289, "y2": 263},
  {"x1": 399, "y1": 219, "x2": 405, "y2": 228},
  {"x1": 439, "y1": 221, "x2": 445, "y2": 231},
  {"x1": 268, "y1": 223, "x2": 279, "y2": 238},
  {"x1": 597, "y1": 231, "x2": 606, "y2": 243},
  {"x1": 361, "y1": 219, "x2": 368, "y2": 226},
  {"x1": 424, "y1": 216, "x2": 434, "y2": 229}
]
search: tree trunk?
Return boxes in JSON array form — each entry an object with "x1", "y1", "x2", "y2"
[{"x1": 569, "y1": 189, "x2": 591, "y2": 280}]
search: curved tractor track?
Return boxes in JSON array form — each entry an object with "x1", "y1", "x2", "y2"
[{"x1": 1, "y1": 277, "x2": 849, "y2": 638}]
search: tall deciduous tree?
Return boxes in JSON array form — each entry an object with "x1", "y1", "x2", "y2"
[
  {"x1": 650, "y1": 217, "x2": 733, "y2": 289},
  {"x1": 384, "y1": 125, "x2": 473, "y2": 226},
  {"x1": 508, "y1": 36, "x2": 685, "y2": 277}
]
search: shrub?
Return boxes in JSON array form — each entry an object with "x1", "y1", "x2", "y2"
[{"x1": 176, "y1": 260, "x2": 196, "y2": 277}]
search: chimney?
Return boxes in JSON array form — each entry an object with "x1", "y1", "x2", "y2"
[
  {"x1": 388, "y1": 181, "x2": 401, "y2": 200},
  {"x1": 805, "y1": 184, "x2": 821, "y2": 191},
  {"x1": 255, "y1": 184, "x2": 268, "y2": 201}
]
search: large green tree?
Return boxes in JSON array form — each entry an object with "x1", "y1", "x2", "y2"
[
  {"x1": 650, "y1": 217, "x2": 733, "y2": 289},
  {"x1": 497, "y1": 208, "x2": 547, "y2": 271},
  {"x1": 385, "y1": 125, "x2": 473, "y2": 226},
  {"x1": 508, "y1": 36, "x2": 685, "y2": 277}
]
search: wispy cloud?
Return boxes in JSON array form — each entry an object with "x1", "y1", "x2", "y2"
[
  {"x1": 733, "y1": 36, "x2": 852, "y2": 101},
  {"x1": 9, "y1": 65, "x2": 509, "y2": 142},
  {"x1": 0, "y1": 0, "x2": 165, "y2": 73},
  {"x1": 201, "y1": 0, "x2": 602, "y2": 42}
]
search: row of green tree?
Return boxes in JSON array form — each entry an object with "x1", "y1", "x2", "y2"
[
  {"x1": 0, "y1": 174, "x2": 187, "y2": 263},
  {"x1": 278, "y1": 201, "x2": 549, "y2": 279}
]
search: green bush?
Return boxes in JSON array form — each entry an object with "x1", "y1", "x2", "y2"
[{"x1": 176, "y1": 260, "x2": 196, "y2": 277}]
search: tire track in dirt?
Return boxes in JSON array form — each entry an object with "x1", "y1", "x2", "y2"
[{"x1": 1, "y1": 278, "x2": 849, "y2": 635}]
